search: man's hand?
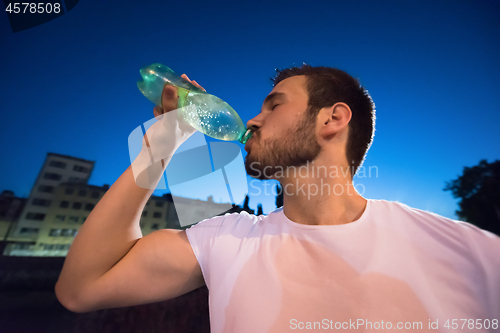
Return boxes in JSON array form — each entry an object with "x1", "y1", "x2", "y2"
[
  {"x1": 153, "y1": 74, "x2": 206, "y2": 117},
  {"x1": 145, "y1": 74, "x2": 205, "y2": 154},
  {"x1": 55, "y1": 72, "x2": 206, "y2": 313}
]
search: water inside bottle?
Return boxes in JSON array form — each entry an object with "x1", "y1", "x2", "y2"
[
  {"x1": 138, "y1": 63, "x2": 251, "y2": 143},
  {"x1": 178, "y1": 90, "x2": 246, "y2": 142}
]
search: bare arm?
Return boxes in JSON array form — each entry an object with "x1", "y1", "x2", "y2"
[{"x1": 55, "y1": 76, "x2": 206, "y2": 313}]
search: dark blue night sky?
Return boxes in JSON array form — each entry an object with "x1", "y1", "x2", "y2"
[{"x1": 1, "y1": 0, "x2": 499, "y2": 218}]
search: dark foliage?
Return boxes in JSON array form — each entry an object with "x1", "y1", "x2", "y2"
[{"x1": 444, "y1": 159, "x2": 500, "y2": 235}]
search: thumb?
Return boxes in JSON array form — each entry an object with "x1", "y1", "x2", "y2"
[{"x1": 161, "y1": 84, "x2": 179, "y2": 112}]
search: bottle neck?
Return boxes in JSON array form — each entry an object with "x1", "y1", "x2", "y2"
[{"x1": 239, "y1": 128, "x2": 253, "y2": 144}]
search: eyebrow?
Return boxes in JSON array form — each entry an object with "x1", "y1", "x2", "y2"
[{"x1": 263, "y1": 92, "x2": 286, "y2": 106}]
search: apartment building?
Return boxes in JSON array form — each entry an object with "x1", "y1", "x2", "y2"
[
  {"x1": 0, "y1": 190, "x2": 27, "y2": 242},
  {"x1": 3, "y1": 152, "x2": 237, "y2": 256},
  {"x1": 4, "y1": 153, "x2": 95, "y2": 255}
]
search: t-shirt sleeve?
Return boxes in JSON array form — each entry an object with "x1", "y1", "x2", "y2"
[
  {"x1": 185, "y1": 213, "x2": 240, "y2": 287},
  {"x1": 456, "y1": 222, "x2": 500, "y2": 317}
]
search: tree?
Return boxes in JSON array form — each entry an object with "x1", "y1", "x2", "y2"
[
  {"x1": 257, "y1": 204, "x2": 264, "y2": 216},
  {"x1": 242, "y1": 195, "x2": 255, "y2": 214},
  {"x1": 275, "y1": 184, "x2": 284, "y2": 208},
  {"x1": 444, "y1": 159, "x2": 500, "y2": 236}
]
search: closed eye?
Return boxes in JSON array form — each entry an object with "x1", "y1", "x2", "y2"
[{"x1": 271, "y1": 104, "x2": 280, "y2": 110}]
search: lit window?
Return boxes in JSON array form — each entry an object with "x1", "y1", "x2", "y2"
[
  {"x1": 49, "y1": 229, "x2": 61, "y2": 237},
  {"x1": 61, "y1": 229, "x2": 72, "y2": 237},
  {"x1": 55, "y1": 215, "x2": 65, "y2": 222}
]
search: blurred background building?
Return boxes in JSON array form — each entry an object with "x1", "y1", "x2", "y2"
[{"x1": 1, "y1": 152, "x2": 231, "y2": 256}]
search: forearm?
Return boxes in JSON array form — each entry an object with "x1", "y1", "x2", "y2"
[{"x1": 56, "y1": 109, "x2": 196, "y2": 304}]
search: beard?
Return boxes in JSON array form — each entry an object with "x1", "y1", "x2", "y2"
[{"x1": 245, "y1": 110, "x2": 321, "y2": 180}]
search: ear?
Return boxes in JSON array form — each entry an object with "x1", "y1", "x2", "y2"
[{"x1": 317, "y1": 102, "x2": 352, "y2": 141}]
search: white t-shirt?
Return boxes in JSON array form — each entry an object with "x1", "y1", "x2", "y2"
[{"x1": 186, "y1": 199, "x2": 500, "y2": 333}]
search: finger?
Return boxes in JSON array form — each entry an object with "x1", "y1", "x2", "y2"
[
  {"x1": 161, "y1": 85, "x2": 179, "y2": 112},
  {"x1": 191, "y1": 80, "x2": 206, "y2": 91},
  {"x1": 181, "y1": 74, "x2": 191, "y2": 82}
]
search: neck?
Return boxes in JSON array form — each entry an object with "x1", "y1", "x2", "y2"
[{"x1": 278, "y1": 160, "x2": 367, "y2": 226}]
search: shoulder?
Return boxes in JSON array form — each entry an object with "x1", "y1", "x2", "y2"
[
  {"x1": 371, "y1": 199, "x2": 500, "y2": 254},
  {"x1": 185, "y1": 210, "x2": 270, "y2": 239}
]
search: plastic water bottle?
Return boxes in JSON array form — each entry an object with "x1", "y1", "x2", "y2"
[{"x1": 137, "y1": 63, "x2": 253, "y2": 144}]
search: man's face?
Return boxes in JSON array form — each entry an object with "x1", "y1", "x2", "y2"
[{"x1": 244, "y1": 75, "x2": 321, "y2": 180}]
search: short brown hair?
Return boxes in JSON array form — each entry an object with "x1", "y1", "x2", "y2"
[{"x1": 272, "y1": 64, "x2": 376, "y2": 177}]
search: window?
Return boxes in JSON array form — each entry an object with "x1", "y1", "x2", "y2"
[
  {"x1": 25, "y1": 212, "x2": 45, "y2": 220},
  {"x1": 82, "y1": 216, "x2": 87, "y2": 223},
  {"x1": 38, "y1": 185, "x2": 54, "y2": 193},
  {"x1": 49, "y1": 229, "x2": 61, "y2": 237},
  {"x1": 84, "y1": 203, "x2": 95, "y2": 211},
  {"x1": 68, "y1": 177, "x2": 85, "y2": 184},
  {"x1": 155, "y1": 201, "x2": 165, "y2": 207},
  {"x1": 68, "y1": 216, "x2": 79, "y2": 223},
  {"x1": 72, "y1": 202, "x2": 82, "y2": 209},
  {"x1": 14, "y1": 243, "x2": 32, "y2": 250},
  {"x1": 60, "y1": 201, "x2": 69, "y2": 208},
  {"x1": 73, "y1": 165, "x2": 89, "y2": 173},
  {"x1": 44, "y1": 244, "x2": 55, "y2": 250},
  {"x1": 153, "y1": 212, "x2": 162, "y2": 218},
  {"x1": 65, "y1": 188, "x2": 74, "y2": 195},
  {"x1": 151, "y1": 223, "x2": 159, "y2": 230},
  {"x1": 55, "y1": 244, "x2": 70, "y2": 250},
  {"x1": 142, "y1": 211, "x2": 147, "y2": 217},
  {"x1": 44, "y1": 172, "x2": 62, "y2": 181},
  {"x1": 32, "y1": 198, "x2": 51, "y2": 207},
  {"x1": 91, "y1": 191, "x2": 100, "y2": 198},
  {"x1": 49, "y1": 160, "x2": 67, "y2": 169},
  {"x1": 20, "y1": 227, "x2": 39, "y2": 234},
  {"x1": 55, "y1": 215, "x2": 65, "y2": 222},
  {"x1": 61, "y1": 229, "x2": 72, "y2": 237},
  {"x1": 78, "y1": 189, "x2": 87, "y2": 197}
]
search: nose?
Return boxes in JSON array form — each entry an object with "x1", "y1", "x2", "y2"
[{"x1": 246, "y1": 113, "x2": 264, "y2": 133}]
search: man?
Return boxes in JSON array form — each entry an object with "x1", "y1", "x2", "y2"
[{"x1": 56, "y1": 65, "x2": 500, "y2": 332}]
